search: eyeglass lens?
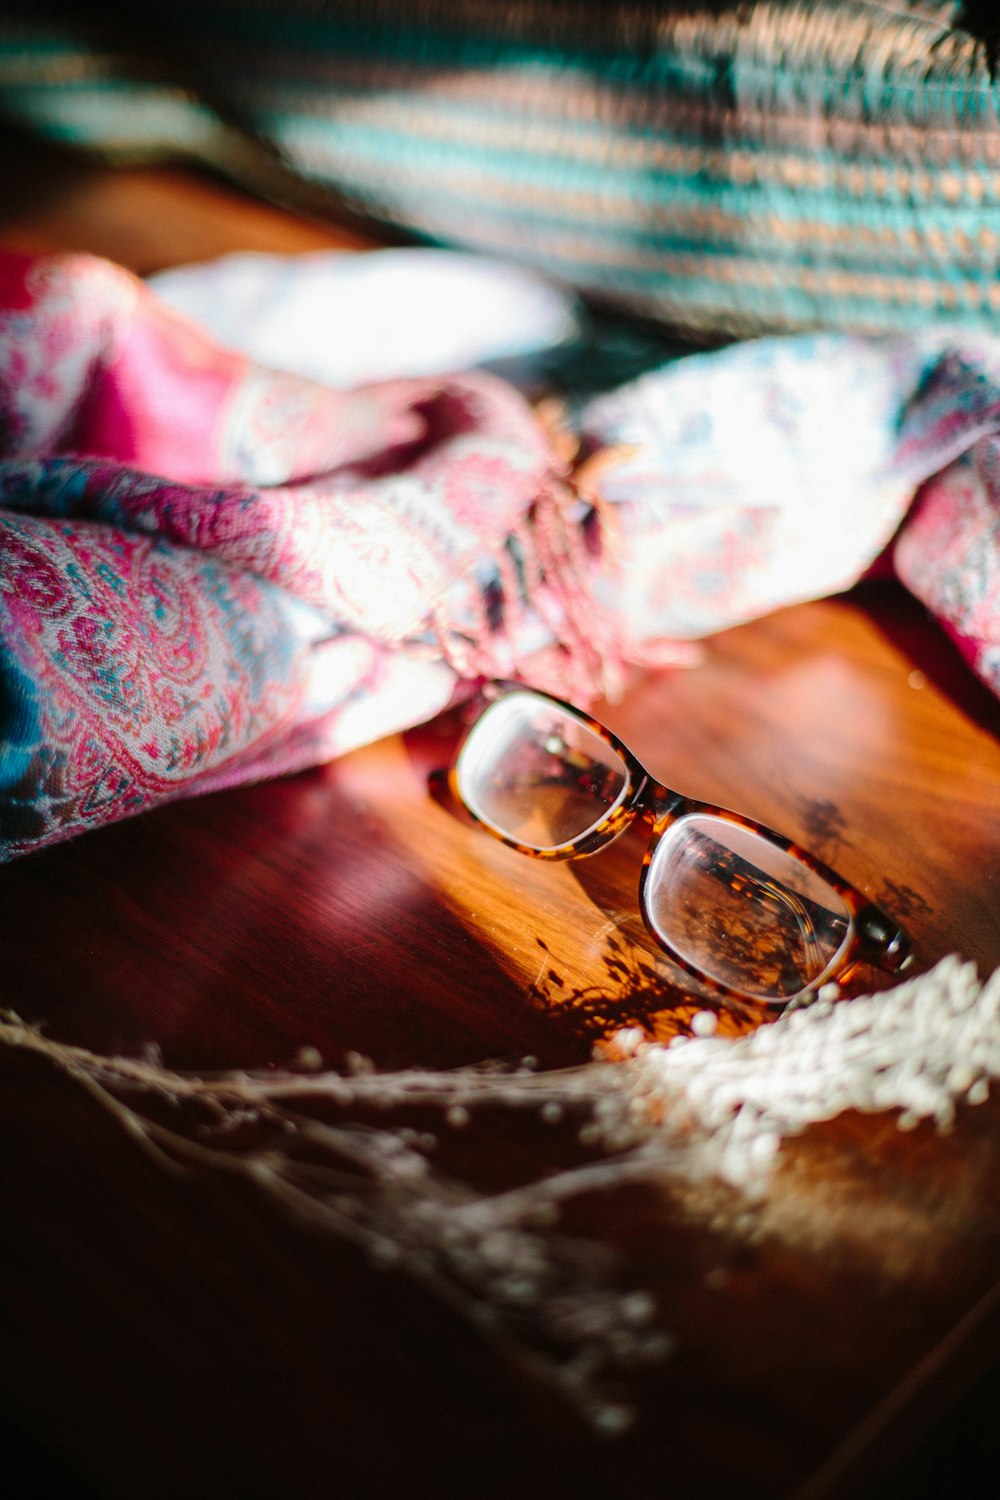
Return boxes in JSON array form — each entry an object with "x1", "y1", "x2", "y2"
[
  {"x1": 645, "y1": 814, "x2": 853, "y2": 1000},
  {"x1": 456, "y1": 693, "x2": 629, "y2": 852}
]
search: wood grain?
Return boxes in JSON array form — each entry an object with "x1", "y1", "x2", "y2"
[
  {"x1": 1, "y1": 137, "x2": 999, "y2": 1499},
  {"x1": 0, "y1": 127, "x2": 370, "y2": 271}
]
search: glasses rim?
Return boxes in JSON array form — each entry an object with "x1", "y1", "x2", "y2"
[{"x1": 449, "y1": 682, "x2": 911, "y2": 1007}]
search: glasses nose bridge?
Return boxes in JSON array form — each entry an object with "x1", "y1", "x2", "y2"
[{"x1": 631, "y1": 771, "x2": 683, "y2": 829}]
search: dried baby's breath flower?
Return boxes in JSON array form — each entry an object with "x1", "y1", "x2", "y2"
[{"x1": 2, "y1": 954, "x2": 998, "y2": 1430}]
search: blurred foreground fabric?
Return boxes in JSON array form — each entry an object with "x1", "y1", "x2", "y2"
[
  {"x1": 1, "y1": 2, "x2": 1000, "y2": 340},
  {"x1": 0, "y1": 245, "x2": 997, "y2": 859}
]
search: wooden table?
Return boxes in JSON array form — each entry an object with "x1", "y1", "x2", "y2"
[{"x1": 1, "y1": 135, "x2": 999, "y2": 1499}]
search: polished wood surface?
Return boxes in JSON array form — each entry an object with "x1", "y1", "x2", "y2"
[{"x1": 1, "y1": 141, "x2": 999, "y2": 1499}]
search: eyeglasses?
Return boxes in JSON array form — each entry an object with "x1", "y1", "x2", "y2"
[{"x1": 449, "y1": 685, "x2": 911, "y2": 1007}]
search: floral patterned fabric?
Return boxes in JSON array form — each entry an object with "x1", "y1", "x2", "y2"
[{"x1": 0, "y1": 247, "x2": 996, "y2": 860}]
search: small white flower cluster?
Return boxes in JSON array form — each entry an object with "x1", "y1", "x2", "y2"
[
  {"x1": 615, "y1": 954, "x2": 1000, "y2": 1190},
  {"x1": 3, "y1": 953, "x2": 998, "y2": 1432}
]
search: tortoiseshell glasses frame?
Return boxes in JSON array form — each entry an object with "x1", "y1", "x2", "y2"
[{"x1": 449, "y1": 683, "x2": 911, "y2": 1007}]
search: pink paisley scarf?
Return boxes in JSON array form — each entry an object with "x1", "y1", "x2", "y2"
[{"x1": 0, "y1": 248, "x2": 996, "y2": 860}]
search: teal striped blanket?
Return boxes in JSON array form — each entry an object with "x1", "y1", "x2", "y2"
[{"x1": 1, "y1": 2, "x2": 999, "y2": 338}]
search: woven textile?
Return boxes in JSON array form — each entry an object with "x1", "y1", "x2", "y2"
[
  {"x1": 0, "y1": 249, "x2": 627, "y2": 857},
  {"x1": 2, "y1": 3, "x2": 1000, "y2": 340},
  {"x1": 0, "y1": 245, "x2": 998, "y2": 860}
]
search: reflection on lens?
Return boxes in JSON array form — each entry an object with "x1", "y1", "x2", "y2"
[
  {"x1": 456, "y1": 692, "x2": 629, "y2": 852},
  {"x1": 645, "y1": 813, "x2": 853, "y2": 1000}
]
